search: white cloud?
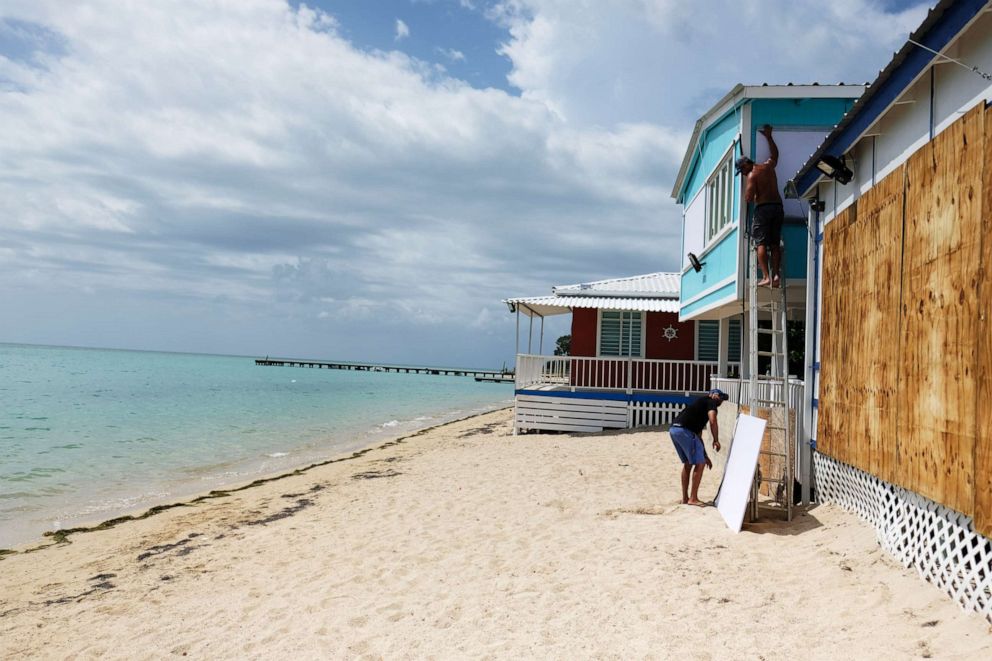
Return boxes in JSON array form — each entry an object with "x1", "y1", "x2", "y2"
[
  {"x1": 438, "y1": 47, "x2": 466, "y2": 62},
  {"x1": 395, "y1": 18, "x2": 410, "y2": 41},
  {"x1": 491, "y1": 0, "x2": 928, "y2": 125},
  {"x1": 0, "y1": 0, "x2": 933, "y2": 366}
]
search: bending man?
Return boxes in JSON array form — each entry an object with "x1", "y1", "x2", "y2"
[
  {"x1": 736, "y1": 125, "x2": 784, "y2": 287},
  {"x1": 669, "y1": 389, "x2": 728, "y2": 505}
]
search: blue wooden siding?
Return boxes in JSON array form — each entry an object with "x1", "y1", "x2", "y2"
[
  {"x1": 681, "y1": 110, "x2": 741, "y2": 204},
  {"x1": 748, "y1": 97, "x2": 857, "y2": 152},
  {"x1": 681, "y1": 227, "x2": 738, "y2": 302},
  {"x1": 681, "y1": 280, "x2": 737, "y2": 318}
]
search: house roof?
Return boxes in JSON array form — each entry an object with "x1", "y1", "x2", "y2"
[
  {"x1": 794, "y1": 0, "x2": 989, "y2": 196},
  {"x1": 671, "y1": 83, "x2": 866, "y2": 202},
  {"x1": 504, "y1": 272, "x2": 680, "y2": 317}
]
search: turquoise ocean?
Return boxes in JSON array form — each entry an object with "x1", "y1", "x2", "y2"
[{"x1": 0, "y1": 343, "x2": 512, "y2": 548}]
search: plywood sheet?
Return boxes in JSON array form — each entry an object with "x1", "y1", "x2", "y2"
[
  {"x1": 974, "y1": 107, "x2": 992, "y2": 538},
  {"x1": 897, "y1": 105, "x2": 982, "y2": 516},
  {"x1": 850, "y1": 169, "x2": 904, "y2": 484},
  {"x1": 819, "y1": 204, "x2": 858, "y2": 466}
]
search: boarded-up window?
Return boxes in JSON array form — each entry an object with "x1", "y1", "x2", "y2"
[
  {"x1": 696, "y1": 319, "x2": 741, "y2": 361},
  {"x1": 599, "y1": 311, "x2": 642, "y2": 357}
]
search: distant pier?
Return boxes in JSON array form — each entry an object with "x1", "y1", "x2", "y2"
[{"x1": 256, "y1": 358, "x2": 513, "y2": 382}]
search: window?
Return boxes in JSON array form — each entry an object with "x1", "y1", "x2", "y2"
[
  {"x1": 599, "y1": 311, "x2": 643, "y2": 357},
  {"x1": 706, "y1": 154, "x2": 734, "y2": 242},
  {"x1": 697, "y1": 319, "x2": 741, "y2": 362}
]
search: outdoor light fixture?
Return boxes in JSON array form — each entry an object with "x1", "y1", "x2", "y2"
[
  {"x1": 815, "y1": 154, "x2": 854, "y2": 185},
  {"x1": 687, "y1": 252, "x2": 704, "y2": 273},
  {"x1": 783, "y1": 179, "x2": 800, "y2": 200}
]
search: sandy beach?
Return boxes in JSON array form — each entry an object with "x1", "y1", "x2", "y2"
[{"x1": 1, "y1": 408, "x2": 989, "y2": 659}]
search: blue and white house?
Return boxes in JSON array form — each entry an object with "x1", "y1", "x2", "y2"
[{"x1": 670, "y1": 84, "x2": 864, "y2": 378}]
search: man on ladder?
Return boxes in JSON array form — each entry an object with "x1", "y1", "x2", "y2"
[{"x1": 735, "y1": 125, "x2": 783, "y2": 287}]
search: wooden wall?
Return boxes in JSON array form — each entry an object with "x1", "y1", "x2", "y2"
[{"x1": 819, "y1": 102, "x2": 992, "y2": 537}]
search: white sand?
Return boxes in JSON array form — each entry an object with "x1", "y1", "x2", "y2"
[{"x1": 1, "y1": 409, "x2": 989, "y2": 659}]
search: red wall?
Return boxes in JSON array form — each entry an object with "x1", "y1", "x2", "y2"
[
  {"x1": 569, "y1": 309, "x2": 695, "y2": 359},
  {"x1": 645, "y1": 312, "x2": 695, "y2": 360},
  {"x1": 570, "y1": 308, "x2": 598, "y2": 356}
]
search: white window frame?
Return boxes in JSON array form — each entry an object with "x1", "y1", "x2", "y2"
[
  {"x1": 705, "y1": 150, "x2": 735, "y2": 244},
  {"x1": 595, "y1": 310, "x2": 645, "y2": 358}
]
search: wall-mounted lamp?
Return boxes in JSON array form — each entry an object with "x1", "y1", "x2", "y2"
[
  {"x1": 811, "y1": 200, "x2": 825, "y2": 212},
  {"x1": 815, "y1": 154, "x2": 854, "y2": 185},
  {"x1": 687, "y1": 252, "x2": 704, "y2": 273}
]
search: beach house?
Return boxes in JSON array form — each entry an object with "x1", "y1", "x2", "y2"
[
  {"x1": 503, "y1": 272, "x2": 739, "y2": 433},
  {"x1": 671, "y1": 82, "x2": 864, "y2": 352},
  {"x1": 792, "y1": 0, "x2": 992, "y2": 621}
]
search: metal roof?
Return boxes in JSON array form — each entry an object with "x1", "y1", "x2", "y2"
[
  {"x1": 504, "y1": 271, "x2": 681, "y2": 317},
  {"x1": 794, "y1": 0, "x2": 989, "y2": 196},
  {"x1": 671, "y1": 84, "x2": 866, "y2": 202},
  {"x1": 503, "y1": 295, "x2": 680, "y2": 318},
  {"x1": 553, "y1": 271, "x2": 680, "y2": 298}
]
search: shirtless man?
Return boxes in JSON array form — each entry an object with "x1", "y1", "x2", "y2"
[{"x1": 735, "y1": 125, "x2": 783, "y2": 287}]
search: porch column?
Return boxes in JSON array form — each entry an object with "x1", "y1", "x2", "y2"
[{"x1": 717, "y1": 316, "x2": 730, "y2": 378}]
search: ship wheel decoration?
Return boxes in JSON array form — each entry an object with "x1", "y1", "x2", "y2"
[{"x1": 662, "y1": 325, "x2": 679, "y2": 342}]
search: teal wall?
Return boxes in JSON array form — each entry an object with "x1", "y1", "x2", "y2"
[
  {"x1": 681, "y1": 109, "x2": 741, "y2": 204},
  {"x1": 681, "y1": 226, "x2": 738, "y2": 299},
  {"x1": 748, "y1": 97, "x2": 857, "y2": 158},
  {"x1": 681, "y1": 280, "x2": 737, "y2": 318}
]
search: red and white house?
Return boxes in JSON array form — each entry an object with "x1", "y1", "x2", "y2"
[{"x1": 504, "y1": 272, "x2": 740, "y2": 433}]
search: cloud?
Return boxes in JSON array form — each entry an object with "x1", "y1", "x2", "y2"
[
  {"x1": 394, "y1": 18, "x2": 410, "y2": 41},
  {"x1": 438, "y1": 47, "x2": 466, "y2": 62},
  {"x1": 0, "y1": 0, "x2": 932, "y2": 366},
  {"x1": 490, "y1": 0, "x2": 929, "y2": 125}
]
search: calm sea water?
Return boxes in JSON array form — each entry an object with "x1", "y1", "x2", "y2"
[{"x1": 0, "y1": 343, "x2": 512, "y2": 548}]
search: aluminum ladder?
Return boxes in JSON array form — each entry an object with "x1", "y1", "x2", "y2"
[{"x1": 746, "y1": 241, "x2": 794, "y2": 522}]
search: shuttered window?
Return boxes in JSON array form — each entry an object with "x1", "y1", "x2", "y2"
[
  {"x1": 599, "y1": 311, "x2": 643, "y2": 357},
  {"x1": 697, "y1": 319, "x2": 741, "y2": 362},
  {"x1": 706, "y1": 154, "x2": 735, "y2": 243}
]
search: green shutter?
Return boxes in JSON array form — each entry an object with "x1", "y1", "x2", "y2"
[
  {"x1": 728, "y1": 318, "x2": 741, "y2": 362},
  {"x1": 697, "y1": 320, "x2": 719, "y2": 361},
  {"x1": 600, "y1": 311, "x2": 642, "y2": 357}
]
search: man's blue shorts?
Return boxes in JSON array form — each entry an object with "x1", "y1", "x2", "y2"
[{"x1": 670, "y1": 425, "x2": 705, "y2": 465}]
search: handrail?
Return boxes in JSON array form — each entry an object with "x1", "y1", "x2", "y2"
[{"x1": 515, "y1": 354, "x2": 741, "y2": 393}]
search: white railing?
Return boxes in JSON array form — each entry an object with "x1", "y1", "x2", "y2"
[
  {"x1": 710, "y1": 376, "x2": 804, "y2": 413},
  {"x1": 515, "y1": 354, "x2": 740, "y2": 394}
]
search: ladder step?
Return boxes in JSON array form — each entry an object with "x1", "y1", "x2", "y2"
[
  {"x1": 756, "y1": 328, "x2": 784, "y2": 335},
  {"x1": 753, "y1": 398, "x2": 788, "y2": 405},
  {"x1": 755, "y1": 351, "x2": 786, "y2": 357}
]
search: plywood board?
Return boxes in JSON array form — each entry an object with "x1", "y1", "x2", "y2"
[
  {"x1": 897, "y1": 105, "x2": 982, "y2": 515},
  {"x1": 819, "y1": 203, "x2": 858, "y2": 466},
  {"x1": 975, "y1": 106, "x2": 992, "y2": 538},
  {"x1": 850, "y1": 169, "x2": 904, "y2": 483},
  {"x1": 716, "y1": 414, "x2": 767, "y2": 533}
]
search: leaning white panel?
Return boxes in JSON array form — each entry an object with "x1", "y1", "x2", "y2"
[{"x1": 716, "y1": 414, "x2": 766, "y2": 533}]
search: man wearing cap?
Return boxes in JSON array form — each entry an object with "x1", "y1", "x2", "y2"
[
  {"x1": 735, "y1": 125, "x2": 783, "y2": 288},
  {"x1": 669, "y1": 389, "x2": 728, "y2": 506}
]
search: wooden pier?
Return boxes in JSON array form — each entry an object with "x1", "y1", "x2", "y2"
[{"x1": 256, "y1": 358, "x2": 513, "y2": 382}]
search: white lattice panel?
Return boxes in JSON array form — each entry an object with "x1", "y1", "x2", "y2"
[{"x1": 814, "y1": 452, "x2": 992, "y2": 622}]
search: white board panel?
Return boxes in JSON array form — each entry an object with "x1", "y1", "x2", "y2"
[
  {"x1": 682, "y1": 192, "x2": 706, "y2": 270},
  {"x1": 753, "y1": 129, "x2": 831, "y2": 219},
  {"x1": 715, "y1": 414, "x2": 767, "y2": 533}
]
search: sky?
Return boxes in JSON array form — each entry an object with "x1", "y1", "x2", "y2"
[{"x1": 0, "y1": 0, "x2": 932, "y2": 368}]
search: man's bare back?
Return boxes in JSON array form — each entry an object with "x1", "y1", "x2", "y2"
[{"x1": 746, "y1": 162, "x2": 782, "y2": 206}]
